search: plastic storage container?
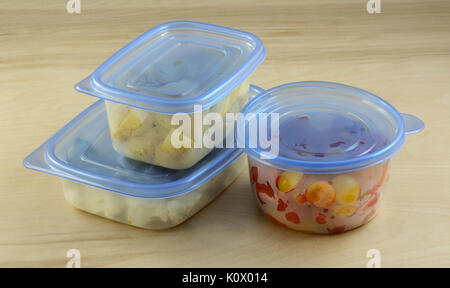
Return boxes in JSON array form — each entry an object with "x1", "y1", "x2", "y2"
[
  {"x1": 23, "y1": 85, "x2": 265, "y2": 229},
  {"x1": 75, "y1": 21, "x2": 265, "y2": 169},
  {"x1": 239, "y1": 81, "x2": 424, "y2": 234}
]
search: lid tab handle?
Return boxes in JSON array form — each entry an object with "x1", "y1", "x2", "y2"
[
  {"x1": 401, "y1": 113, "x2": 424, "y2": 135},
  {"x1": 248, "y1": 85, "x2": 265, "y2": 100}
]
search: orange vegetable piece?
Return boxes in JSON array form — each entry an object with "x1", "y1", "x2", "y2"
[
  {"x1": 295, "y1": 193, "x2": 307, "y2": 204},
  {"x1": 305, "y1": 181, "x2": 336, "y2": 208}
]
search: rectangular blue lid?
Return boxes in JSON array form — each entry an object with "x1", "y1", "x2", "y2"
[
  {"x1": 75, "y1": 21, "x2": 265, "y2": 113},
  {"x1": 24, "y1": 85, "x2": 264, "y2": 198}
]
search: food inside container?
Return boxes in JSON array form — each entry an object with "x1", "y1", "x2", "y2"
[
  {"x1": 239, "y1": 81, "x2": 424, "y2": 234},
  {"x1": 75, "y1": 21, "x2": 265, "y2": 169},
  {"x1": 248, "y1": 158, "x2": 389, "y2": 234},
  {"x1": 23, "y1": 96, "x2": 259, "y2": 229},
  {"x1": 62, "y1": 155, "x2": 246, "y2": 229},
  {"x1": 105, "y1": 80, "x2": 249, "y2": 169}
]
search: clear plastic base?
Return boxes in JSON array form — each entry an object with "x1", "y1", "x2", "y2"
[
  {"x1": 63, "y1": 155, "x2": 247, "y2": 229},
  {"x1": 248, "y1": 157, "x2": 390, "y2": 234}
]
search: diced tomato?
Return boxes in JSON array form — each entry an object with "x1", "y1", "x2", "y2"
[
  {"x1": 256, "y1": 190, "x2": 265, "y2": 205},
  {"x1": 266, "y1": 182, "x2": 275, "y2": 198},
  {"x1": 285, "y1": 212, "x2": 300, "y2": 224},
  {"x1": 315, "y1": 213, "x2": 327, "y2": 224},
  {"x1": 329, "y1": 225, "x2": 346, "y2": 233},
  {"x1": 256, "y1": 183, "x2": 268, "y2": 194},
  {"x1": 277, "y1": 198, "x2": 288, "y2": 211},
  {"x1": 255, "y1": 182, "x2": 275, "y2": 205}
]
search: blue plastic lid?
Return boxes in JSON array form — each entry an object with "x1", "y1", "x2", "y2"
[
  {"x1": 240, "y1": 81, "x2": 424, "y2": 173},
  {"x1": 23, "y1": 85, "x2": 263, "y2": 198},
  {"x1": 75, "y1": 21, "x2": 265, "y2": 114}
]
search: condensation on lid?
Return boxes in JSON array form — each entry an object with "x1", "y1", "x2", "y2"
[
  {"x1": 75, "y1": 21, "x2": 265, "y2": 114},
  {"x1": 278, "y1": 110, "x2": 380, "y2": 160}
]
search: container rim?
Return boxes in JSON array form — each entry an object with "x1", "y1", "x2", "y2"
[{"x1": 240, "y1": 81, "x2": 414, "y2": 174}]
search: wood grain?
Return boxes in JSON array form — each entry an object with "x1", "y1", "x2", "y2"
[{"x1": 0, "y1": 0, "x2": 449, "y2": 267}]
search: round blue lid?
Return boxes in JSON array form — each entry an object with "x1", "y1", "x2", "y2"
[{"x1": 240, "y1": 81, "x2": 424, "y2": 173}]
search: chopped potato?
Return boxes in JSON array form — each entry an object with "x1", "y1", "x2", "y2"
[
  {"x1": 62, "y1": 155, "x2": 246, "y2": 229},
  {"x1": 105, "y1": 80, "x2": 249, "y2": 169}
]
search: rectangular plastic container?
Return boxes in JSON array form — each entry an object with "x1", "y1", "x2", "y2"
[
  {"x1": 23, "y1": 97, "x2": 257, "y2": 229},
  {"x1": 75, "y1": 21, "x2": 265, "y2": 169}
]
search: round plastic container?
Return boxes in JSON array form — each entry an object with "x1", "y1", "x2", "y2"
[
  {"x1": 75, "y1": 21, "x2": 265, "y2": 169},
  {"x1": 23, "y1": 94, "x2": 263, "y2": 229},
  {"x1": 240, "y1": 81, "x2": 424, "y2": 234}
]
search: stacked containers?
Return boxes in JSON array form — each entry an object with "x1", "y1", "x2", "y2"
[
  {"x1": 24, "y1": 21, "x2": 265, "y2": 229},
  {"x1": 24, "y1": 22, "x2": 424, "y2": 234}
]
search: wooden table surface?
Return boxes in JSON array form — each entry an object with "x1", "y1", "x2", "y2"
[{"x1": 1, "y1": 0, "x2": 449, "y2": 268}]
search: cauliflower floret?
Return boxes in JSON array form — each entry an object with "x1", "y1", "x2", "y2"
[
  {"x1": 125, "y1": 135, "x2": 155, "y2": 157},
  {"x1": 126, "y1": 197, "x2": 169, "y2": 228},
  {"x1": 113, "y1": 110, "x2": 148, "y2": 140},
  {"x1": 63, "y1": 180, "x2": 85, "y2": 209},
  {"x1": 103, "y1": 193, "x2": 127, "y2": 221},
  {"x1": 105, "y1": 81, "x2": 249, "y2": 169},
  {"x1": 82, "y1": 189, "x2": 108, "y2": 217},
  {"x1": 167, "y1": 192, "x2": 203, "y2": 224},
  {"x1": 61, "y1": 155, "x2": 247, "y2": 229}
]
